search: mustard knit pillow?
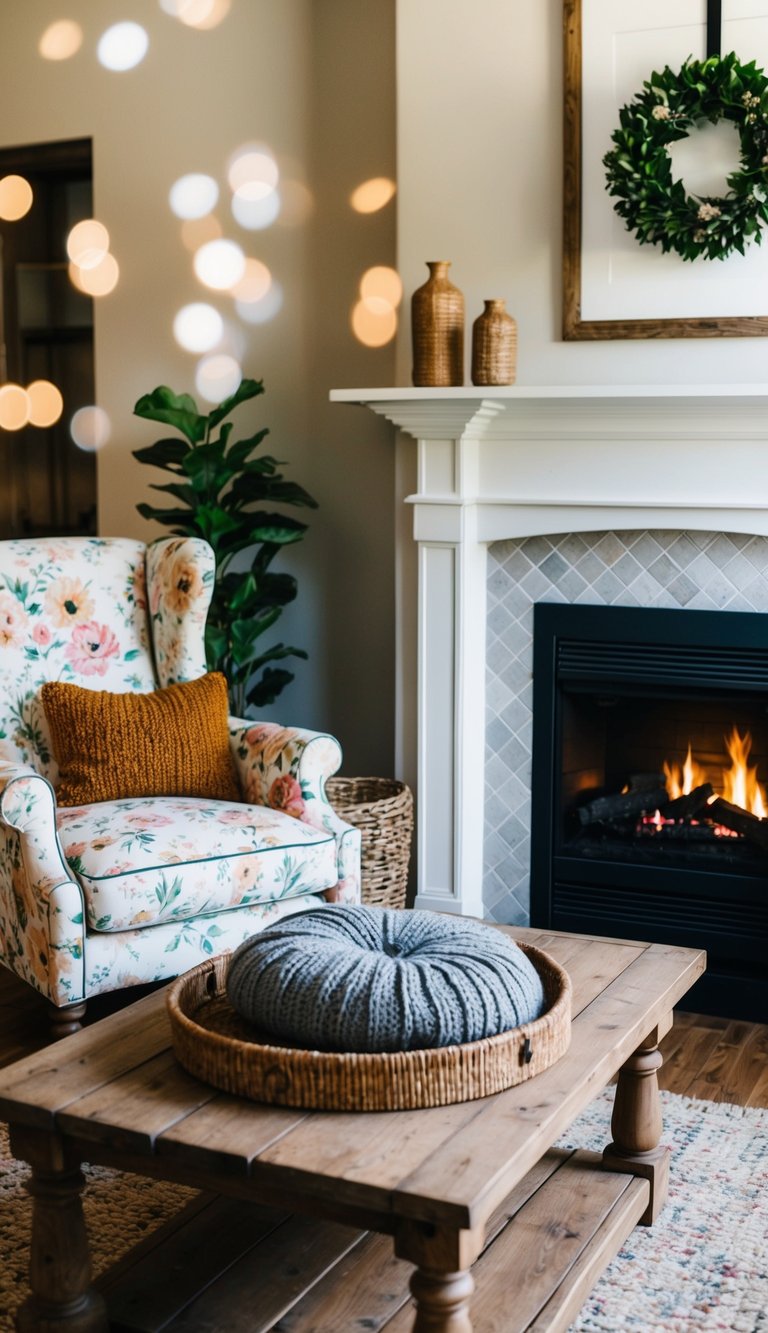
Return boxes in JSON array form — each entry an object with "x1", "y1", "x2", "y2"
[{"x1": 41, "y1": 673, "x2": 240, "y2": 807}]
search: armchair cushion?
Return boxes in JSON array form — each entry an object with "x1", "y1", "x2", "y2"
[
  {"x1": 42, "y1": 673, "x2": 239, "y2": 806},
  {"x1": 56, "y1": 796, "x2": 338, "y2": 932}
]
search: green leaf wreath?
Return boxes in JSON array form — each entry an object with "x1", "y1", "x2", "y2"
[{"x1": 603, "y1": 52, "x2": 768, "y2": 261}]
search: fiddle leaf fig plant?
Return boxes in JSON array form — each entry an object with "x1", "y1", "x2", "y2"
[{"x1": 133, "y1": 378, "x2": 317, "y2": 715}]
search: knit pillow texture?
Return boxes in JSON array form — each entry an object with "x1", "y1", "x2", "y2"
[
  {"x1": 226, "y1": 904, "x2": 546, "y2": 1053},
  {"x1": 41, "y1": 672, "x2": 240, "y2": 807}
]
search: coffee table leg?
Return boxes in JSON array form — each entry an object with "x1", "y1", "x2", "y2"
[
  {"x1": 395, "y1": 1220, "x2": 482, "y2": 1332},
  {"x1": 10, "y1": 1126, "x2": 108, "y2": 1333},
  {"x1": 602, "y1": 1016, "x2": 672, "y2": 1225}
]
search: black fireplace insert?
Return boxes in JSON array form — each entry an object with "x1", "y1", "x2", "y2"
[{"x1": 530, "y1": 602, "x2": 768, "y2": 1021}]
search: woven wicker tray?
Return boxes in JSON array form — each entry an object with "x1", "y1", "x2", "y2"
[{"x1": 167, "y1": 944, "x2": 572, "y2": 1112}]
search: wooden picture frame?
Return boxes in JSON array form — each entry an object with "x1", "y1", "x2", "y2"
[{"x1": 562, "y1": 0, "x2": 768, "y2": 340}]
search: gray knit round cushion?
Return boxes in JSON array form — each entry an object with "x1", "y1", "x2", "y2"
[{"x1": 226, "y1": 905, "x2": 546, "y2": 1053}]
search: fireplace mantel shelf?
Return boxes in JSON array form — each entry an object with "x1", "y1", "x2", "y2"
[
  {"x1": 331, "y1": 384, "x2": 768, "y2": 401},
  {"x1": 331, "y1": 385, "x2": 768, "y2": 919}
]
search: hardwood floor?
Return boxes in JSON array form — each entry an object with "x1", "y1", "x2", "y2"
[{"x1": 1, "y1": 964, "x2": 767, "y2": 1106}]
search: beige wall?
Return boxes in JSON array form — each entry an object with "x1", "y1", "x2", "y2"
[
  {"x1": 396, "y1": 0, "x2": 768, "y2": 384},
  {"x1": 0, "y1": 0, "x2": 397, "y2": 773}
]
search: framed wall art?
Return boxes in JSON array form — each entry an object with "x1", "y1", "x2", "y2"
[{"x1": 563, "y1": 0, "x2": 768, "y2": 338}]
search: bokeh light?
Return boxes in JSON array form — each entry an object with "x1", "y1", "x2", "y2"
[
  {"x1": 173, "y1": 302, "x2": 224, "y2": 353},
  {"x1": 97, "y1": 22, "x2": 149, "y2": 71},
  {"x1": 0, "y1": 176, "x2": 33, "y2": 222},
  {"x1": 231, "y1": 258, "x2": 271, "y2": 304},
  {"x1": 66, "y1": 219, "x2": 110, "y2": 270},
  {"x1": 352, "y1": 297, "x2": 397, "y2": 347},
  {"x1": 0, "y1": 385, "x2": 30, "y2": 431},
  {"x1": 27, "y1": 380, "x2": 64, "y2": 428},
  {"x1": 39, "y1": 19, "x2": 83, "y2": 60},
  {"x1": 231, "y1": 187, "x2": 280, "y2": 230},
  {"x1": 235, "y1": 280, "x2": 284, "y2": 325},
  {"x1": 360, "y1": 265, "x2": 403, "y2": 308},
  {"x1": 180, "y1": 214, "x2": 222, "y2": 251},
  {"x1": 195, "y1": 353, "x2": 242, "y2": 403},
  {"x1": 227, "y1": 148, "x2": 278, "y2": 197},
  {"x1": 160, "y1": 0, "x2": 231, "y2": 28},
  {"x1": 169, "y1": 173, "x2": 219, "y2": 220},
  {"x1": 70, "y1": 405, "x2": 111, "y2": 451},
  {"x1": 350, "y1": 177, "x2": 397, "y2": 214},
  {"x1": 72, "y1": 252, "x2": 119, "y2": 297},
  {"x1": 193, "y1": 237, "x2": 245, "y2": 290}
]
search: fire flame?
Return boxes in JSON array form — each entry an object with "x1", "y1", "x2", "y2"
[
  {"x1": 663, "y1": 727, "x2": 767, "y2": 818},
  {"x1": 722, "y1": 728, "x2": 767, "y2": 818},
  {"x1": 663, "y1": 744, "x2": 707, "y2": 801}
]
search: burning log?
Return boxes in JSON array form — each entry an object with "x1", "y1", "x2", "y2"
[
  {"x1": 706, "y1": 797, "x2": 768, "y2": 851},
  {"x1": 577, "y1": 786, "x2": 669, "y2": 828},
  {"x1": 664, "y1": 783, "x2": 714, "y2": 821}
]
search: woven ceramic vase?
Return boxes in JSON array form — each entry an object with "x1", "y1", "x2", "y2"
[
  {"x1": 471, "y1": 299, "x2": 517, "y2": 386},
  {"x1": 411, "y1": 261, "x2": 464, "y2": 387}
]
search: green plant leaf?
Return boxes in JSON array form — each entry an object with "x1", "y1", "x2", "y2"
[
  {"x1": 226, "y1": 572, "x2": 257, "y2": 613},
  {"x1": 248, "y1": 642, "x2": 307, "y2": 672},
  {"x1": 204, "y1": 622, "x2": 228, "y2": 667},
  {"x1": 134, "y1": 386, "x2": 207, "y2": 444},
  {"x1": 245, "y1": 512, "x2": 309, "y2": 543},
  {"x1": 248, "y1": 667, "x2": 296, "y2": 708},
  {"x1": 231, "y1": 608, "x2": 281, "y2": 663},
  {"x1": 136, "y1": 502, "x2": 194, "y2": 530},
  {"x1": 182, "y1": 440, "x2": 232, "y2": 497},
  {"x1": 226, "y1": 429, "x2": 270, "y2": 469},
  {"x1": 253, "y1": 572, "x2": 298, "y2": 606},
  {"x1": 207, "y1": 378, "x2": 264, "y2": 430},
  {"x1": 148, "y1": 481, "x2": 197, "y2": 506},
  {"x1": 193, "y1": 503, "x2": 241, "y2": 544},
  {"x1": 230, "y1": 475, "x2": 317, "y2": 509},
  {"x1": 132, "y1": 438, "x2": 191, "y2": 471}
]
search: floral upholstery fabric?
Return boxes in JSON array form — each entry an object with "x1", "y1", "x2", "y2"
[
  {"x1": 57, "y1": 797, "x2": 337, "y2": 932},
  {"x1": 146, "y1": 537, "x2": 214, "y2": 686},
  {"x1": 0, "y1": 537, "x2": 156, "y2": 780},
  {"x1": 0, "y1": 536, "x2": 361, "y2": 1008},
  {"x1": 83, "y1": 893, "x2": 327, "y2": 999},
  {"x1": 230, "y1": 720, "x2": 361, "y2": 905}
]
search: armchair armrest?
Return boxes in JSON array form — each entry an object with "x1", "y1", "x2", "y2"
[
  {"x1": 0, "y1": 762, "x2": 86, "y2": 1005},
  {"x1": 229, "y1": 720, "x2": 361, "y2": 904},
  {"x1": 0, "y1": 763, "x2": 75, "y2": 892}
]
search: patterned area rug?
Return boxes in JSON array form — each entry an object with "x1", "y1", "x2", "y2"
[
  {"x1": 0, "y1": 1131, "x2": 194, "y2": 1330},
  {"x1": 0, "y1": 1090, "x2": 766, "y2": 1331},
  {"x1": 563, "y1": 1089, "x2": 768, "y2": 1332}
]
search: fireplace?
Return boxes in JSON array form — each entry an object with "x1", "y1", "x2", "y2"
[{"x1": 530, "y1": 602, "x2": 768, "y2": 1020}]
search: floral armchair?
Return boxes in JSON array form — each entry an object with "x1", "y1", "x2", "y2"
[{"x1": 0, "y1": 536, "x2": 360, "y2": 1031}]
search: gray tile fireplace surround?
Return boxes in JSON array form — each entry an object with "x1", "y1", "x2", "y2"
[{"x1": 483, "y1": 528, "x2": 768, "y2": 924}]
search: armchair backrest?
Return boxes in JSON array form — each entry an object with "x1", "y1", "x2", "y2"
[{"x1": 0, "y1": 535, "x2": 214, "y2": 780}]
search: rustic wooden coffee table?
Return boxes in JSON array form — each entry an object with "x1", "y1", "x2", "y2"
[{"x1": 0, "y1": 927, "x2": 705, "y2": 1333}]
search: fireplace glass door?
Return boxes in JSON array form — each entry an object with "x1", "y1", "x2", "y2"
[{"x1": 530, "y1": 602, "x2": 768, "y2": 1020}]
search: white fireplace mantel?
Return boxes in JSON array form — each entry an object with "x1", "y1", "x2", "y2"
[{"x1": 331, "y1": 385, "x2": 768, "y2": 917}]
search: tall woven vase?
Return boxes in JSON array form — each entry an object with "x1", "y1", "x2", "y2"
[
  {"x1": 471, "y1": 299, "x2": 517, "y2": 386},
  {"x1": 411, "y1": 261, "x2": 464, "y2": 386}
]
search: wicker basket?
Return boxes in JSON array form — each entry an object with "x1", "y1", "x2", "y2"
[
  {"x1": 326, "y1": 776, "x2": 413, "y2": 910},
  {"x1": 167, "y1": 944, "x2": 572, "y2": 1112}
]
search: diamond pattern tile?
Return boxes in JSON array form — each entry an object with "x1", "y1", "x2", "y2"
[{"x1": 483, "y1": 529, "x2": 768, "y2": 924}]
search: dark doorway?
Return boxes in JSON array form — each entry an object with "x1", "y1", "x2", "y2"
[{"x1": 0, "y1": 138, "x2": 96, "y2": 538}]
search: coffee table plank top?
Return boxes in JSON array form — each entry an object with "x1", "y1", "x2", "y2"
[
  {"x1": 0, "y1": 929, "x2": 705, "y2": 1235},
  {"x1": 390, "y1": 939, "x2": 703, "y2": 1226},
  {"x1": 0, "y1": 988, "x2": 171, "y2": 1129}
]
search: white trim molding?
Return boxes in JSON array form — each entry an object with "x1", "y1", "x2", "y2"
[{"x1": 331, "y1": 385, "x2": 768, "y2": 915}]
